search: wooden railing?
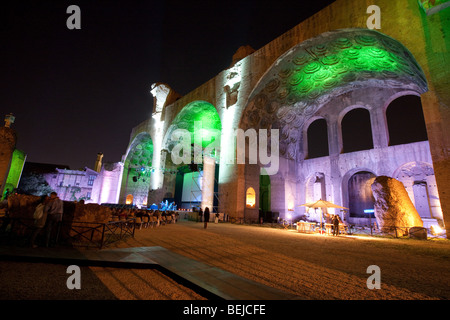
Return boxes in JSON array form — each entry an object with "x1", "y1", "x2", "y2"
[{"x1": 0, "y1": 216, "x2": 135, "y2": 249}]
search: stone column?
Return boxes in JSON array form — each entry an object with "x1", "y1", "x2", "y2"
[
  {"x1": 371, "y1": 107, "x2": 389, "y2": 149},
  {"x1": 201, "y1": 156, "x2": 215, "y2": 212},
  {"x1": 421, "y1": 91, "x2": 450, "y2": 238}
]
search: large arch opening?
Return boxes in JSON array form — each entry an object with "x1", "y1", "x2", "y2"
[
  {"x1": 120, "y1": 133, "x2": 154, "y2": 208},
  {"x1": 348, "y1": 171, "x2": 376, "y2": 219},
  {"x1": 386, "y1": 95, "x2": 428, "y2": 146},
  {"x1": 163, "y1": 101, "x2": 222, "y2": 212}
]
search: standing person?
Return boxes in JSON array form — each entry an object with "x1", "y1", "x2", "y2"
[
  {"x1": 30, "y1": 195, "x2": 49, "y2": 248},
  {"x1": 332, "y1": 214, "x2": 339, "y2": 236},
  {"x1": 203, "y1": 207, "x2": 210, "y2": 229},
  {"x1": 198, "y1": 207, "x2": 203, "y2": 223},
  {"x1": 45, "y1": 192, "x2": 64, "y2": 247}
]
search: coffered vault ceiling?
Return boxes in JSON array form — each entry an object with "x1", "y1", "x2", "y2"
[
  {"x1": 126, "y1": 134, "x2": 154, "y2": 168},
  {"x1": 241, "y1": 28, "x2": 428, "y2": 160}
]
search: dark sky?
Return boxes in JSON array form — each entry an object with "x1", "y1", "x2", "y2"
[{"x1": 1, "y1": 0, "x2": 335, "y2": 170}]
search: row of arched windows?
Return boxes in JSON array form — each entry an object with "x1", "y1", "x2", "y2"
[{"x1": 306, "y1": 95, "x2": 428, "y2": 159}]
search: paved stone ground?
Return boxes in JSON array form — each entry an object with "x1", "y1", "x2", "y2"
[
  {"x1": 114, "y1": 221, "x2": 450, "y2": 300},
  {"x1": 0, "y1": 260, "x2": 206, "y2": 300},
  {"x1": 1, "y1": 220, "x2": 449, "y2": 300}
]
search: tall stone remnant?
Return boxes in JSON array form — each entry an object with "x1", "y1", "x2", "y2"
[
  {"x1": 0, "y1": 115, "x2": 17, "y2": 199},
  {"x1": 371, "y1": 176, "x2": 423, "y2": 236}
]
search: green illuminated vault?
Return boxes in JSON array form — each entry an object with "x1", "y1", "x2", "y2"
[
  {"x1": 164, "y1": 101, "x2": 221, "y2": 151},
  {"x1": 126, "y1": 134, "x2": 154, "y2": 169},
  {"x1": 241, "y1": 28, "x2": 428, "y2": 160}
]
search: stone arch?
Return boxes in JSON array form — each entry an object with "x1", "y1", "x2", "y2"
[
  {"x1": 161, "y1": 100, "x2": 222, "y2": 211},
  {"x1": 342, "y1": 167, "x2": 377, "y2": 222},
  {"x1": 123, "y1": 132, "x2": 155, "y2": 163},
  {"x1": 162, "y1": 100, "x2": 222, "y2": 156},
  {"x1": 240, "y1": 28, "x2": 428, "y2": 160},
  {"x1": 120, "y1": 132, "x2": 154, "y2": 208},
  {"x1": 348, "y1": 171, "x2": 377, "y2": 220}
]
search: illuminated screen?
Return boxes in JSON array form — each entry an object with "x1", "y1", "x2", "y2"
[{"x1": 182, "y1": 171, "x2": 203, "y2": 202}]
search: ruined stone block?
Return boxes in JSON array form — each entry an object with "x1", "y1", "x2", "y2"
[{"x1": 371, "y1": 176, "x2": 423, "y2": 237}]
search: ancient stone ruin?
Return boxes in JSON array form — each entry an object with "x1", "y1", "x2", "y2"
[
  {"x1": 371, "y1": 176, "x2": 424, "y2": 237},
  {"x1": 5, "y1": 194, "x2": 112, "y2": 243}
]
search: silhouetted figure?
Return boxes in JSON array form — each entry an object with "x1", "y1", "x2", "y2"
[
  {"x1": 204, "y1": 207, "x2": 210, "y2": 229},
  {"x1": 30, "y1": 195, "x2": 49, "y2": 248},
  {"x1": 332, "y1": 214, "x2": 340, "y2": 236},
  {"x1": 45, "y1": 192, "x2": 63, "y2": 247}
]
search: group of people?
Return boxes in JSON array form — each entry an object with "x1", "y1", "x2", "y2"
[
  {"x1": 30, "y1": 192, "x2": 64, "y2": 248},
  {"x1": 28, "y1": 195, "x2": 182, "y2": 247},
  {"x1": 331, "y1": 214, "x2": 342, "y2": 236}
]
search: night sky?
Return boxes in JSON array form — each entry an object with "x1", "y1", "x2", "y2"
[{"x1": 3, "y1": 0, "x2": 337, "y2": 170}]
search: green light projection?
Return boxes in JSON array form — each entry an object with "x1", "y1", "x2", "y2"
[
  {"x1": 4, "y1": 149, "x2": 26, "y2": 193},
  {"x1": 164, "y1": 101, "x2": 222, "y2": 152},
  {"x1": 259, "y1": 30, "x2": 427, "y2": 107},
  {"x1": 125, "y1": 134, "x2": 153, "y2": 171},
  {"x1": 242, "y1": 29, "x2": 428, "y2": 160}
]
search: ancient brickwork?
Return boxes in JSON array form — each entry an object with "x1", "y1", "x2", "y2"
[{"x1": 119, "y1": 0, "x2": 449, "y2": 236}]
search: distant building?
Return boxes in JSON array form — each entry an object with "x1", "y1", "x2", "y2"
[
  {"x1": 18, "y1": 158, "x2": 123, "y2": 205},
  {"x1": 43, "y1": 167, "x2": 99, "y2": 202}
]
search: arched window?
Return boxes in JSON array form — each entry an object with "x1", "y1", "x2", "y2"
[
  {"x1": 246, "y1": 187, "x2": 256, "y2": 208},
  {"x1": 125, "y1": 194, "x2": 133, "y2": 205},
  {"x1": 342, "y1": 108, "x2": 374, "y2": 153},
  {"x1": 386, "y1": 95, "x2": 428, "y2": 146},
  {"x1": 307, "y1": 119, "x2": 329, "y2": 159}
]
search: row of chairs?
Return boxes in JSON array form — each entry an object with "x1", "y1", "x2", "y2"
[
  {"x1": 110, "y1": 213, "x2": 177, "y2": 229},
  {"x1": 135, "y1": 214, "x2": 176, "y2": 229}
]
